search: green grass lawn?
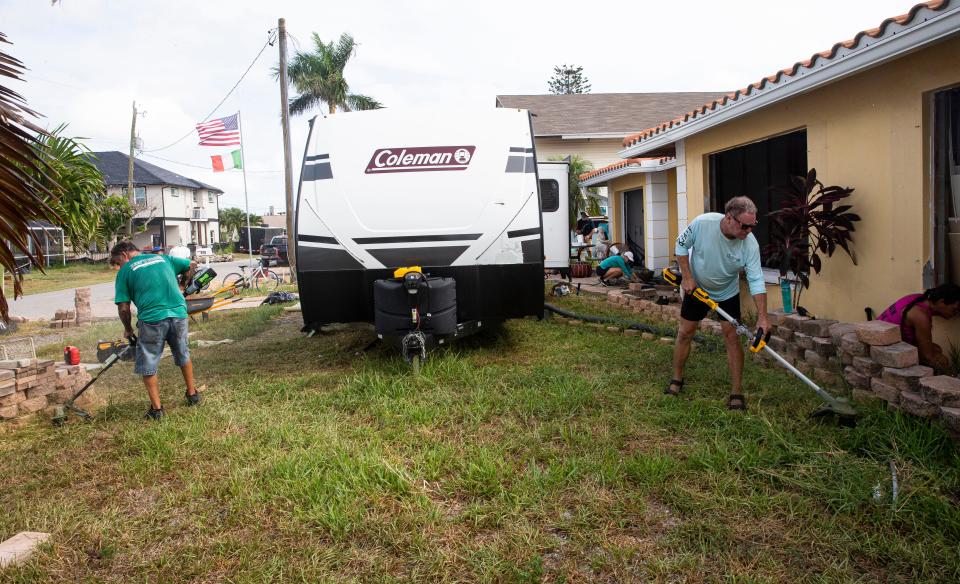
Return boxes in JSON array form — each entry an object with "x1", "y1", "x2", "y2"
[
  {"x1": 4, "y1": 263, "x2": 115, "y2": 296},
  {"x1": 1, "y1": 290, "x2": 958, "y2": 582}
]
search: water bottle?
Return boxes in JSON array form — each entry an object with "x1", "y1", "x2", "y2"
[{"x1": 780, "y1": 279, "x2": 793, "y2": 314}]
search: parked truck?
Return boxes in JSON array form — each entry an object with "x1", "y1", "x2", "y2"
[
  {"x1": 236, "y1": 227, "x2": 285, "y2": 254},
  {"x1": 259, "y1": 235, "x2": 288, "y2": 266}
]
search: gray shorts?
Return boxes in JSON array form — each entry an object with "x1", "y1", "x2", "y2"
[{"x1": 135, "y1": 317, "x2": 190, "y2": 376}]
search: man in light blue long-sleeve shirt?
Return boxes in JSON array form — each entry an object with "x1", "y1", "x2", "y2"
[{"x1": 666, "y1": 196, "x2": 769, "y2": 411}]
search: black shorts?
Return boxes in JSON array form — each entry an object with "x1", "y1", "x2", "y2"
[
  {"x1": 596, "y1": 266, "x2": 608, "y2": 278},
  {"x1": 680, "y1": 292, "x2": 741, "y2": 322}
]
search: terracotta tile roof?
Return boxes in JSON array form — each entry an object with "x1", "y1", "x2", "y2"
[
  {"x1": 495, "y1": 93, "x2": 728, "y2": 137},
  {"x1": 579, "y1": 157, "x2": 675, "y2": 181},
  {"x1": 622, "y1": 0, "x2": 953, "y2": 149}
]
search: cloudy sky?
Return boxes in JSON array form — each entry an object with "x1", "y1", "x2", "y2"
[{"x1": 4, "y1": 0, "x2": 916, "y2": 215}]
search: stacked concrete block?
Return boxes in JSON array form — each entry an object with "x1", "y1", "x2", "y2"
[
  {"x1": 896, "y1": 375, "x2": 960, "y2": 426},
  {"x1": 794, "y1": 331, "x2": 814, "y2": 351},
  {"x1": 0, "y1": 359, "x2": 91, "y2": 422},
  {"x1": 779, "y1": 313, "x2": 811, "y2": 334},
  {"x1": 74, "y1": 288, "x2": 93, "y2": 324},
  {"x1": 843, "y1": 366, "x2": 871, "y2": 389},
  {"x1": 828, "y1": 322, "x2": 859, "y2": 345},
  {"x1": 846, "y1": 321, "x2": 934, "y2": 411},
  {"x1": 49, "y1": 309, "x2": 78, "y2": 329},
  {"x1": 932, "y1": 378, "x2": 960, "y2": 438},
  {"x1": 855, "y1": 321, "x2": 901, "y2": 346},
  {"x1": 799, "y1": 319, "x2": 838, "y2": 338}
]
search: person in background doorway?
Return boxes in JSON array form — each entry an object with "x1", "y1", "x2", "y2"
[
  {"x1": 877, "y1": 284, "x2": 960, "y2": 373},
  {"x1": 596, "y1": 250, "x2": 637, "y2": 286},
  {"x1": 576, "y1": 212, "x2": 596, "y2": 242},
  {"x1": 597, "y1": 218, "x2": 610, "y2": 241},
  {"x1": 592, "y1": 217, "x2": 612, "y2": 259}
]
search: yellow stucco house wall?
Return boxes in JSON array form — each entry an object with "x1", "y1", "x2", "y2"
[
  {"x1": 584, "y1": 3, "x2": 960, "y2": 345},
  {"x1": 681, "y1": 35, "x2": 960, "y2": 330}
]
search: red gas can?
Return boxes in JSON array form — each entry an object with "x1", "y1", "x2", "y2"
[{"x1": 64, "y1": 346, "x2": 80, "y2": 366}]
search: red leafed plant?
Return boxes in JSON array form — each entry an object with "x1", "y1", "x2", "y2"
[{"x1": 766, "y1": 168, "x2": 860, "y2": 308}]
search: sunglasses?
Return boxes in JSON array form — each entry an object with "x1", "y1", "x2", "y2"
[{"x1": 731, "y1": 215, "x2": 759, "y2": 231}]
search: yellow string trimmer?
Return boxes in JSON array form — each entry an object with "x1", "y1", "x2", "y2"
[{"x1": 662, "y1": 267, "x2": 858, "y2": 426}]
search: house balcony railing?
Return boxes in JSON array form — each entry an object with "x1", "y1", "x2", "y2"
[{"x1": 190, "y1": 209, "x2": 207, "y2": 221}]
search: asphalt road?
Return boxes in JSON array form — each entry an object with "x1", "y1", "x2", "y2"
[{"x1": 7, "y1": 259, "x2": 275, "y2": 321}]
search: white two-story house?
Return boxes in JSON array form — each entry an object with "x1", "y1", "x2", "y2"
[{"x1": 92, "y1": 151, "x2": 223, "y2": 250}]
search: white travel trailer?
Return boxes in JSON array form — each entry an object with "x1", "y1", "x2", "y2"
[
  {"x1": 295, "y1": 108, "x2": 545, "y2": 362},
  {"x1": 537, "y1": 161, "x2": 569, "y2": 275}
]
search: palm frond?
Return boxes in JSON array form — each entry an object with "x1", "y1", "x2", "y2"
[
  {"x1": 279, "y1": 31, "x2": 378, "y2": 117},
  {"x1": 288, "y1": 93, "x2": 321, "y2": 116},
  {"x1": 345, "y1": 93, "x2": 383, "y2": 111},
  {"x1": 0, "y1": 32, "x2": 60, "y2": 321},
  {"x1": 331, "y1": 33, "x2": 356, "y2": 73}
]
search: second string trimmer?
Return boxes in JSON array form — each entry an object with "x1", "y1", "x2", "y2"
[
  {"x1": 663, "y1": 268, "x2": 858, "y2": 426},
  {"x1": 51, "y1": 335, "x2": 137, "y2": 426}
]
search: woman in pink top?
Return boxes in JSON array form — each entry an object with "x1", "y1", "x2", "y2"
[{"x1": 877, "y1": 284, "x2": 960, "y2": 373}]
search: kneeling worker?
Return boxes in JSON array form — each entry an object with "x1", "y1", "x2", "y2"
[
  {"x1": 111, "y1": 240, "x2": 203, "y2": 420},
  {"x1": 597, "y1": 250, "x2": 636, "y2": 286},
  {"x1": 667, "y1": 197, "x2": 769, "y2": 410},
  {"x1": 876, "y1": 284, "x2": 960, "y2": 373}
]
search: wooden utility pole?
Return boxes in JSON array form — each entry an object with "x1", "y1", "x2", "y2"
[
  {"x1": 126, "y1": 100, "x2": 138, "y2": 235},
  {"x1": 278, "y1": 18, "x2": 297, "y2": 283}
]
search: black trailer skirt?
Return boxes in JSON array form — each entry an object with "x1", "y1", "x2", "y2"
[{"x1": 296, "y1": 262, "x2": 543, "y2": 328}]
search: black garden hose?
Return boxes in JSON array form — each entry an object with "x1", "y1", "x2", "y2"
[{"x1": 543, "y1": 302, "x2": 719, "y2": 350}]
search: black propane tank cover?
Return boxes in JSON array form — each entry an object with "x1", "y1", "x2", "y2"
[{"x1": 373, "y1": 277, "x2": 457, "y2": 336}]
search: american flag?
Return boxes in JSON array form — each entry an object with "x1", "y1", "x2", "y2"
[{"x1": 196, "y1": 113, "x2": 241, "y2": 146}]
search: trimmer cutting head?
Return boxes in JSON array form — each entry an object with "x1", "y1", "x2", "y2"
[{"x1": 809, "y1": 398, "x2": 859, "y2": 427}]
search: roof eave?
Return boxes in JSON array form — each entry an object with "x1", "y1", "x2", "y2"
[
  {"x1": 556, "y1": 132, "x2": 641, "y2": 140},
  {"x1": 580, "y1": 159, "x2": 679, "y2": 187},
  {"x1": 619, "y1": 4, "x2": 960, "y2": 158}
]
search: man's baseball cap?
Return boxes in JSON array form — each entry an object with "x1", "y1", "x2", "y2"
[{"x1": 623, "y1": 251, "x2": 635, "y2": 263}]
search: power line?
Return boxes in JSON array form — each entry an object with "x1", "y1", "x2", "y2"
[
  {"x1": 143, "y1": 28, "x2": 278, "y2": 153},
  {"x1": 140, "y1": 152, "x2": 281, "y2": 174}
]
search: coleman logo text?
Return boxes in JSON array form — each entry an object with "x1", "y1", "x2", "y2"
[{"x1": 365, "y1": 146, "x2": 476, "y2": 174}]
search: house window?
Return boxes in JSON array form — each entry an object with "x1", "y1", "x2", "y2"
[
  {"x1": 193, "y1": 190, "x2": 199, "y2": 205},
  {"x1": 208, "y1": 191, "x2": 215, "y2": 203},
  {"x1": 932, "y1": 86, "x2": 960, "y2": 286},
  {"x1": 123, "y1": 186, "x2": 147, "y2": 206},
  {"x1": 539, "y1": 179, "x2": 559, "y2": 212},
  {"x1": 708, "y1": 129, "x2": 808, "y2": 263},
  {"x1": 170, "y1": 187, "x2": 179, "y2": 197}
]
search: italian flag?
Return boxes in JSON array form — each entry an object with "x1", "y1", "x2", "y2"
[{"x1": 211, "y1": 150, "x2": 242, "y2": 172}]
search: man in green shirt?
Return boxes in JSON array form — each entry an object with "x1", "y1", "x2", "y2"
[{"x1": 111, "y1": 240, "x2": 202, "y2": 420}]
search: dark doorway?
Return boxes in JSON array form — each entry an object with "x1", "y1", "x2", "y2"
[
  {"x1": 624, "y1": 188, "x2": 644, "y2": 264},
  {"x1": 709, "y1": 129, "x2": 808, "y2": 262},
  {"x1": 932, "y1": 86, "x2": 960, "y2": 286}
]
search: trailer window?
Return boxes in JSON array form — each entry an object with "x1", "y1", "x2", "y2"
[{"x1": 539, "y1": 179, "x2": 559, "y2": 212}]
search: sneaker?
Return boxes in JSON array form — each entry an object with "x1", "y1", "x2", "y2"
[
  {"x1": 144, "y1": 407, "x2": 165, "y2": 421},
  {"x1": 598, "y1": 278, "x2": 610, "y2": 287},
  {"x1": 185, "y1": 391, "x2": 202, "y2": 406}
]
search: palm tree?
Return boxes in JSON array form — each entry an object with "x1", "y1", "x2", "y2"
[
  {"x1": 218, "y1": 207, "x2": 245, "y2": 241},
  {"x1": 550, "y1": 155, "x2": 595, "y2": 229},
  {"x1": 283, "y1": 33, "x2": 382, "y2": 115},
  {"x1": 30, "y1": 124, "x2": 105, "y2": 252},
  {"x1": 0, "y1": 32, "x2": 59, "y2": 322}
]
